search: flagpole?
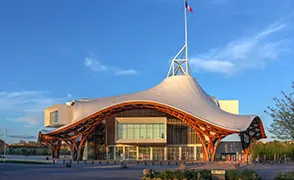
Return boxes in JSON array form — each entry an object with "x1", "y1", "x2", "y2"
[{"x1": 184, "y1": 0, "x2": 189, "y2": 75}]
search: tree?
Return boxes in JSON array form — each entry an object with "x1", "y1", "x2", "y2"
[{"x1": 265, "y1": 82, "x2": 294, "y2": 140}]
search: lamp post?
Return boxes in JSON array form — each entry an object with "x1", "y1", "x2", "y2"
[{"x1": 4, "y1": 128, "x2": 7, "y2": 163}]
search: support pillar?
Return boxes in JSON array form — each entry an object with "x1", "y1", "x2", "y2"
[
  {"x1": 194, "y1": 145, "x2": 197, "y2": 161},
  {"x1": 106, "y1": 146, "x2": 109, "y2": 160},
  {"x1": 164, "y1": 147, "x2": 167, "y2": 161},
  {"x1": 179, "y1": 147, "x2": 182, "y2": 161},
  {"x1": 114, "y1": 146, "x2": 116, "y2": 160},
  {"x1": 137, "y1": 146, "x2": 139, "y2": 160},
  {"x1": 123, "y1": 146, "x2": 126, "y2": 160},
  {"x1": 49, "y1": 140, "x2": 61, "y2": 159},
  {"x1": 150, "y1": 147, "x2": 153, "y2": 161}
]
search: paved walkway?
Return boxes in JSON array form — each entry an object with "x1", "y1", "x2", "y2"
[{"x1": 1, "y1": 161, "x2": 294, "y2": 180}]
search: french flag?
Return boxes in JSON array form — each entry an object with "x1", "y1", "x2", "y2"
[{"x1": 185, "y1": 1, "x2": 193, "y2": 12}]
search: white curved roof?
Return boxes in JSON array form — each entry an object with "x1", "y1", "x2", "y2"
[{"x1": 66, "y1": 75, "x2": 256, "y2": 132}]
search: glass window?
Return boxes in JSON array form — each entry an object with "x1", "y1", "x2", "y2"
[
  {"x1": 181, "y1": 146, "x2": 194, "y2": 160},
  {"x1": 134, "y1": 124, "x2": 140, "y2": 139},
  {"x1": 146, "y1": 124, "x2": 153, "y2": 139},
  {"x1": 50, "y1": 111, "x2": 58, "y2": 124},
  {"x1": 153, "y1": 147, "x2": 164, "y2": 161},
  {"x1": 122, "y1": 124, "x2": 128, "y2": 139},
  {"x1": 128, "y1": 124, "x2": 134, "y2": 139},
  {"x1": 159, "y1": 124, "x2": 165, "y2": 139},
  {"x1": 153, "y1": 124, "x2": 159, "y2": 139},
  {"x1": 139, "y1": 147, "x2": 150, "y2": 160},
  {"x1": 118, "y1": 124, "x2": 122, "y2": 139},
  {"x1": 125, "y1": 146, "x2": 137, "y2": 160},
  {"x1": 140, "y1": 124, "x2": 146, "y2": 139},
  {"x1": 117, "y1": 123, "x2": 165, "y2": 140},
  {"x1": 167, "y1": 147, "x2": 179, "y2": 160},
  {"x1": 116, "y1": 147, "x2": 124, "y2": 160}
]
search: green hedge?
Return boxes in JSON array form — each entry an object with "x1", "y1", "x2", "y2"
[
  {"x1": 274, "y1": 172, "x2": 294, "y2": 180},
  {"x1": 142, "y1": 170, "x2": 211, "y2": 180},
  {"x1": 142, "y1": 169, "x2": 261, "y2": 180},
  {"x1": 226, "y1": 169, "x2": 262, "y2": 180}
]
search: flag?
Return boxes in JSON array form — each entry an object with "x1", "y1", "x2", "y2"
[{"x1": 185, "y1": 1, "x2": 193, "y2": 12}]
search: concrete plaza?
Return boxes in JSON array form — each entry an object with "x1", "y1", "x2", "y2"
[{"x1": 0, "y1": 161, "x2": 294, "y2": 180}]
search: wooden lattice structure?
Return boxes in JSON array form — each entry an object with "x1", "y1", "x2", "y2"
[{"x1": 39, "y1": 101, "x2": 266, "y2": 161}]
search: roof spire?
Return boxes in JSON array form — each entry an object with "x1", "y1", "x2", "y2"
[{"x1": 167, "y1": 0, "x2": 191, "y2": 77}]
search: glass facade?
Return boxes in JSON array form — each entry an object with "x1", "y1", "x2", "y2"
[
  {"x1": 139, "y1": 147, "x2": 151, "y2": 160},
  {"x1": 50, "y1": 111, "x2": 58, "y2": 124},
  {"x1": 153, "y1": 147, "x2": 164, "y2": 161},
  {"x1": 118, "y1": 123, "x2": 165, "y2": 140},
  {"x1": 196, "y1": 147, "x2": 203, "y2": 161},
  {"x1": 103, "y1": 146, "x2": 203, "y2": 161},
  {"x1": 167, "y1": 117, "x2": 200, "y2": 144},
  {"x1": 181, "y1": 146, "x2": 194, "y2": 160},
  {"x1": 167, "y1": 147, "x2": 179, "y2": 160},
  {"x1": 125, "y1": 146, "x2": 137, "y2": 160},
  {"x1": 115, "y1": 146, "x2": 123, "y2": 160},
  {"x1": 87, "y1": 109, "x2": 203, "y2": 161}
]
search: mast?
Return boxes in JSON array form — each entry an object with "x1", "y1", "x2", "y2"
[
  {"x1": 167, "y1": 0, "x2": 191, "y2": 77},
  {"x1": 184, "y1": 0, "x2": 189, "y2": 75}
]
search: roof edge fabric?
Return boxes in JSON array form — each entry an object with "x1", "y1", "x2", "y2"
[{"x1": 39, "y1": 76, "x2": 264, "y2": 136}]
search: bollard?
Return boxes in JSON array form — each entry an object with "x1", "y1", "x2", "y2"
[
  {"x1": 114, "y1": 161, "x2": 116, "y2": 165},
  {"x1": 168, "y1": 162, "x2": 170, "y2": 165},
  {"x1": 99, "y1": 161, "x2": 101, "y2": 164},
  {"x1": 77, "y1": 160, "x2": 79, "y2": 164},
  {"x1": 107, "y1": 161, "x2": 109, "y2": 164},
  {"x1": 84, "y1": 160, "x2": 86, "y2": 164},
  {"x1": 65, "y1": 162, "x2": 72, "y2": 168},
  {"x1": 160, "y1": 161, "x2": 162, "y2": 166},
  {"x1": 137, "y1": 161, "x2": 139, "y2": 165},
  {"x1": 152, "y1": 162, "x2": 154, "y2": 165},
  {"x1": 92, "y1": 161, "x2": 94, "y2": 165},
  {"x1": 176, "y1": 161, "x2": 178, "y2": 165},
  {"x1": 144, "y1": 161, "x2": 147, "y2": 165},
  {"x1": 63, "y1": 160, "x2": 65, "y2": 164}
]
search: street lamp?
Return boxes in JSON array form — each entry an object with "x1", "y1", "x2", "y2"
[{"x1": 3, "y1": 128, "x2": 7, "y2": 163}]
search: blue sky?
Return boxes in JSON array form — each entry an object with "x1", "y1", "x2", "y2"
[{"x1": 0, "y1": 0, "x2": 293, "y2": 143}]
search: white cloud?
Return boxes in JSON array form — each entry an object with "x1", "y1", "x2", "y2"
[
  {"x1": 84, "y1": 56, "x2": 138, "y2": 76},
  {"x1": 190, "y1": 21, "x2": 292, "y2": 75},
  {"x1": 0, "y1": 91, "x2": 72, "y2": 126},
  {"x1": 115, "y1": 69, "x2": 138, "y2": 76},
  {"x1": 84, "y1": 57, "x2": 107, "y2": 72},
  {"x1": 190, "y1": 59, "x2": 236, "y2": 74}
]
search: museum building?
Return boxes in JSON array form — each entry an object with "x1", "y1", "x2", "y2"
[{"x1": 38, "y1": 66, "x2": 266, "y2": 162}]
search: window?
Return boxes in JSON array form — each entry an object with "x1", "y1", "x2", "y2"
[
  {"x1": 117, "y1": 123, "x2": 165, "y2": 140},
  {"x1": 140, "y1": 124, "x2": 147, "y2": 139},
  {"x1": 134, "y1": 124, "x2": 140, "y2": 139},
  {"x1": 50, "y1": 111, "x2": 58, "y2": 124}
]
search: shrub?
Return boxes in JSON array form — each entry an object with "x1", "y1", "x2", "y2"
[
  {"x1": 143, "y1": 169, "x2": 212, "y2": 180},
  {"x1": 226, "y1": 169, "x2": 262, "y2": 180},
  {"x1": 274, "y1": 172, "x2": 294, "y2": 180},
  {"x1": 143, "y1": 169, "x2": 261, "y2": 180}
]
